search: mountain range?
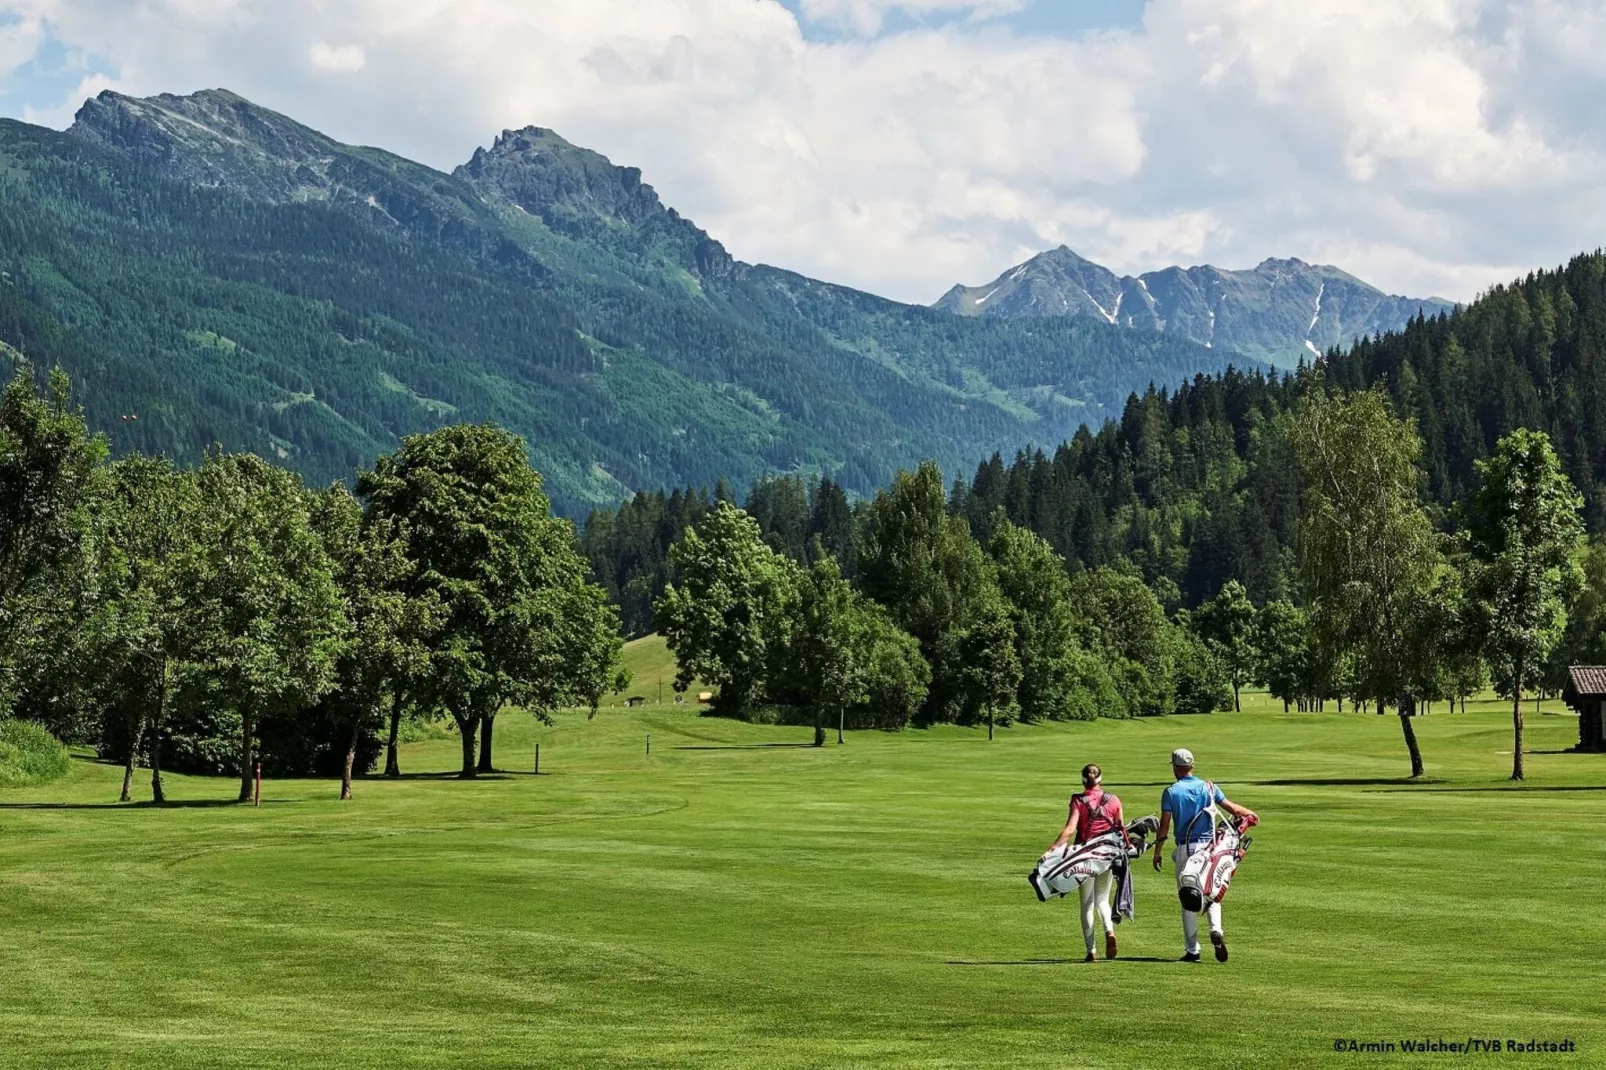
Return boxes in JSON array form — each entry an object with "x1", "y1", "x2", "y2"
[
  {"x1": 0, "y1": 88, "x2": 1433, "y2": 511},
  {"x1": 935, "y1": 246, "x2": 1454, "y2": 367}
]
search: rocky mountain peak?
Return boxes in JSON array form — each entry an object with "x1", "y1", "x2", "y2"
[
  {"x1": 68, "y1": 89, "x2": 344, "y2": 202},
  {"x1": 455, "y1": 125, "x2": 733, "y2": 278},
  {"x1": 936, "y1": 247, "x2": 1453, "y2": 367}
]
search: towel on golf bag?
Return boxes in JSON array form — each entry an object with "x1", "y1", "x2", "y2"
[
  {"x1": 1113, "y1": 815, "x2": 1159, "y2": 921},
  {"x1": 1177, "y1": 812, "x2": 1256, "y2": 913},
  {"x1": 1029, "y1": 815, "x2": 1160, "y2": 903}
]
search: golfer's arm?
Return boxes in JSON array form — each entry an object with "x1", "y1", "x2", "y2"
[
  {"x1": 1219, "y1": 798, "x2": 1251, "y2": 820},
  {"x1": 1050, "y1": 807, "x2": 1078, "y2": 850},
  {"x1": 1152, "y1": 812, "x2": 1171, "y2": 857}
]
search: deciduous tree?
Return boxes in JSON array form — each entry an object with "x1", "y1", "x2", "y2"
[
  {"x1": 1466, "y1": 429, "x2": 1584, "y2": 779},
  {"x1": 1292, "y1": 387, "x2": 1442, "y2": 777}
]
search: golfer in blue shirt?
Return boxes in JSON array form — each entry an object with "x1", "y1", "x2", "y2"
[{"x1": 1152, "y1": 748, "x2": 1257, "y2": 962}]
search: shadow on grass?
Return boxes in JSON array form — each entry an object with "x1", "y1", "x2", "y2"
[
  {"x1": 946, "y1": 956, "x2": 1175, "y2": 966},
  {"x1": 1246, "y1": 774, "x2": 1426, "y2": 784},
  {"x1": 0, "y1": 799, "x2": 295, "y2": 810},
  {"x1": 675, "y1": 743, "x2": 820, "y2": 751},
  {"x1": 1368, "y1": 785, "x2": 1606, "y2": 794},
  {"x1": 375, "y1": 772, "x2": 517, "y2": 781}
]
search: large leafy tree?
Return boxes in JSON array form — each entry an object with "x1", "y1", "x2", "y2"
[
  {"x1": 96, "y1": 457, "x2": 201, "y2": 803},
  {"x1": 361, "y1": 424, "x2": 615, "y2": 777},
  {"x1": 182, "y1": 451, "x2": 346, "y2": 801},
  {"x1": 988, "y1": 517, "x2": 1113, "y2": 722},
  {"x1": 1254, "y1": 599, "x2": 1316, "y2": 712},
  {"x1": 314, "y1": 485, "x2": 443, "y2": 799},
  {"x1": 858, "y1": 462, "x2": 1019, "y2": 727},
  {"x1": 0, "y1": 367, "x2": 106, "y2": 719},
  {"x1": 655, "y1": 502, "x2": 801, "y2": 716},
  {"x1": 790, "y1": 556, "x2": 929, "y2": 745},
  {"x1": 1465, "y1": 429, "x2": 1584, "y2": 780},
  {"x1": 1067, "y1": 568, "x2": 1175, "y2": 716},
  {"x1": 1194, "y1": 580, "x2": 1258, "y2": 711},
  {"x1": 1292, "y1": 387, "x2": 1442, "y2": 777}
]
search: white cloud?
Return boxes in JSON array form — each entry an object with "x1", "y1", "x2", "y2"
[
  {"x1": 0, "y1": 12, "x2": 43, "y2": 78},
  {"x1": 0, "y1": 0, "x2": 1601, "y2": 304},
  {"x1": 309, "y1": 41, "x2": 365, "y2": 73},
  {"x1": 797, "y1": 0, "x2": 1025, "y2": 36}
]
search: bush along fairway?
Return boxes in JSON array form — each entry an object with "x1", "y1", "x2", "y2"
[{"x1": 0, "y1": 692, "x2": 1601, "y2": 1069}]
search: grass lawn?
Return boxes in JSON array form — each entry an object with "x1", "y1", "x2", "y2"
[{"x1": 1, "y1": 685, "x2": 1602, "y2": 1068}]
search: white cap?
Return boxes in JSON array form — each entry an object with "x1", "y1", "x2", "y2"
[{"x1": 1171, "y1": 748, "x2": 1194, "y2": 768}]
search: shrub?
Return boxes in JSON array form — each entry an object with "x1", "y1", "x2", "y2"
[{"x1": 0, "y1": 719, "x2": 72, "y2": 788}]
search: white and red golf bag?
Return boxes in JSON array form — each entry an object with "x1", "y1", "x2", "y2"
[
  {"x1": 1177, "y1": 808, "x2": 1256, "y2": 913},
  {"x1": 1029, "y1": 816, "x2": 1160, "y2": 902}
]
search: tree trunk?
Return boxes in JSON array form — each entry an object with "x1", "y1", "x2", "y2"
[
  {"x1": 1512, "y1": 684, "x2": 1526, "y2": 781},
  {"x1": 341, "y1": 716, "x2": 362, "y2": 800},
  {"x1": 813, "y1": 707, "x2": 825, "y2": 748},
  {"x1": 150, "y1": 659, "x2": 170, "y2": 804},
  {"x1": 837, "y1": 704, "x2": 845, "y2": 745},
  {"x1": 237, "y1": 712, "x2": 256, "y2": 802},
  {"x1": 121, "y1": 712, "x2": 147, "y2": 803},
  {"x1": 456, "y1": 716, "x2": 479, "y2": 778},
  {"x1": 1233, "y1": 683, "x2": 1241, "y2": 713},
  {"x1": 1396, "y1": 698, "x2": 1425, "y2": 779},
  {"x1": 477, "y1": 713, "x2": 496, "y2": 773},
  {"x1": 988, "y1": 709, "x2": 995, "y2": 741},
  {"x1": 384, "y1": 691, "x2": 403, "y2": 777},
  {"x1": 149, "y1": 728, "x2": 165, "y2": 804}
]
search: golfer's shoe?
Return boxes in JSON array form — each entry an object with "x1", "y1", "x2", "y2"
[
  {"x1": 1105, "y1": 932, "x2": 1118, "y2": 960},
  {"x1": 1211, "y1": 931, "x2": 1228, "y2": 963},
  {"x1": 1180, "y1": 951, "x2": 1202, "y2": 963},
  {"x1": 1083, "y1": 952, "x2": 1097, "y2": 963}
]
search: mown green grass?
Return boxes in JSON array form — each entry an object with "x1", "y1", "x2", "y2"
[
  {"x1": 1, "y1": 691, "x2": 1601, "y2": 1068},
  {"x1": 597, "y1": 633, "x2": 705, "y2": 709}
]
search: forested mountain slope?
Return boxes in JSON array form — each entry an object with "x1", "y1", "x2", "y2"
[
  {"x1": 0, "y1": 89, "x2": 1243, "y2": 512},
  {"x1": 944, "y1": 253, "x2": 1606, "y2": 609},
  {"x1": 935, "y1": 245, "x2": 1453, "y2": 368}
]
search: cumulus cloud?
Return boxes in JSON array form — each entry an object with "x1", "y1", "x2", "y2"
[
  {"x1": 0, "y1": 0, "x2": 1599, "y2": 303},
  {"x1": 796, "y1": 0, "x2": 1025, "y2": 35},
  {"x1": 308, "y1": 41, "x2": 365, "y2": 73}
]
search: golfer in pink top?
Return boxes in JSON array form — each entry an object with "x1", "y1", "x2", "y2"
[{"x1": 1046, "y1": 763, "x2": 1130, "y2": 961}]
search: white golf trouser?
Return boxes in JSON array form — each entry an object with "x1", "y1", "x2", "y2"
[
  {"x1": 1078, "y1": 868, "x2": 1115, "y2": 953},
  {"x1": 1175, "y1": 841, "x2": 1222, "y2": 955}
]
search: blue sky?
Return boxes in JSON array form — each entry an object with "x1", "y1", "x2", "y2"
[
  {"x1": 773, "y1": 0, "x2": 1147, "y2": 40},
  {"x1": 0, "y1": 0, "x2": 1601, "y2": 307}
]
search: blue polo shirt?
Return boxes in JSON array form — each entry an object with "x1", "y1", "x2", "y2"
[{"x1": 1162, "y1": 776, "x2": 1226, "y2": 845}]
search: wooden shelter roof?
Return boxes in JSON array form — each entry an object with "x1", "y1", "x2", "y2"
[{"x1": 1564, "y1": 666, "x2": 1606, "y2": 699}]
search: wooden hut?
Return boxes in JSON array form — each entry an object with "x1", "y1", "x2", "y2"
[{"x1": 1562, "y1": 666, "x2": 1606, "y2": 752}]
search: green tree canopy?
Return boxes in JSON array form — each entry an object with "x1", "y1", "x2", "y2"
[
  {"x1": 858, "y1": 462, "x2": 1018, "y2": 728},
  {"x1": 1291, "y1": 386, "x2": 1442, "y2": 777},
  {"x1": 654, "y1": 501, "x2": 801, "y2": 717},
  {"x1": 361, "y1": 424, "x2": 615, "y2": 776},
  {"x1": 1194, "y1": 580, "x2": 1258, "y2": 711},
  {"x1": 1465, "y1": 428, "x2": 1584, "y2": 780},
  {"x1": 183, "y1": 451, "x2": 346, "y2": 801}
]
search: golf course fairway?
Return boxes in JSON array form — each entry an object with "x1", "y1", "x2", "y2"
[{"x1": 1, "y1": 691, "x2": 1600, "y2": 1068}]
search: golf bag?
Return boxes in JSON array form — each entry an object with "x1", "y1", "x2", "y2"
[
  {"x1": 1029, "y1": 815, "x2": 1160, "y2": 902},
  {"x1": 1177, "y1": 808, "x2": 1257, "y2": 913}
]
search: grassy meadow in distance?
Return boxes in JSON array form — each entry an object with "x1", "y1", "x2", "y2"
[{"x1": 1, "y1": 636, "x2": 1603, "y2": 1068}]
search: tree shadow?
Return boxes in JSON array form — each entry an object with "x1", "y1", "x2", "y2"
[
  {"x1": 1250, "y1": 777, "x2": 1431, "y2": 787},
  {"x1": 675, "y1": 743, "x2": 820, "y2": 751},
  {"x1": 945, "y1": 956, "x2": 1175, "y2": 966},
  {"x1": 1367, "y1": 785, "x2": 1606, "y2": 794},
  {"x1": 0, "y1": 799, "x2": 292, "y2": 810},
  {"x1": 375, "y1": 772, "x2": 515, "y2": 781}
]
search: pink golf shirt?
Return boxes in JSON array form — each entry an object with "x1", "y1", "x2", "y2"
[{"x1": 1071, "y1": 787, "x2": 1124, "y2": 843}]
